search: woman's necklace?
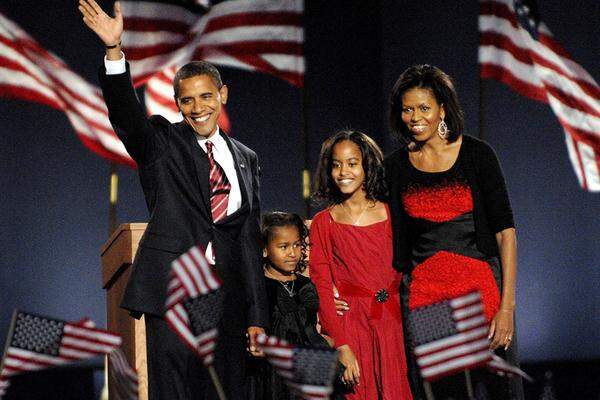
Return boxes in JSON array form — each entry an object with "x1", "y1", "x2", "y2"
[
  {"x1": 340, "y1": 201, "x2": 370, "y2": 226},
  {"x1": 279, "y1": 280, "x2": 295, "y2": 297},
  {"x1": 264, "y1": 267, "x2": 296, "y2": 297}
]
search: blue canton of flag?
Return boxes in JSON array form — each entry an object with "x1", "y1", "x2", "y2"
[{"x1": 257, "y1": 334, "x2": 338, "y2": 400}]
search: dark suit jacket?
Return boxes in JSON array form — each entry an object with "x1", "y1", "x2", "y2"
[{"x1": 99, "y1": 64, "x2": 268, "y2": 334}]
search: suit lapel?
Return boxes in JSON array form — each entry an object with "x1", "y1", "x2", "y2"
[
  {"x1": 223, "y1": 134, "x2": 251, "y2": 207},
  {"x1": 182, "y1": 123, "x2": 212, "y2": 217}
]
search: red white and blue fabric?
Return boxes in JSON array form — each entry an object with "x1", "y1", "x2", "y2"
[
  {"x1": 410, "y1": 291, "x2": 532, "y2": 382},
  {"x1": 0, "y1": 13, "x2": 135, "y2": 167},
  {"x1": 0, "y1": 1, "x2": 302, "y2": 166},
  {"x1": 410, "y1": 291, "x2": 492, "y2": 381},
  {"x1": 164, "y1": 245, "x2": 223, "y2": 366},
  {"x1": 122, "y1": 0, "x2": 303, "y2": 127},
  {"x1": 257, "y1": 334, "x2": 338, "y2": 400},
  {"x1": 479, "y1": 0, "x2": 600, "y2": 191},
  {"x1": 109, "y1": 348, "x2": 139, "y2": 400},
  {"x1": 0, "y1": 311, "x2": 121, "y2": 397}
]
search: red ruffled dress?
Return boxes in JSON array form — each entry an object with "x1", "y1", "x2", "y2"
[{"x1": 310, "y1": 205, "x2": 413, "y2": 400}]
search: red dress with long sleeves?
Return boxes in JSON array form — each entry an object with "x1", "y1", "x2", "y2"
[{"x1": 309, "y1": 206, "x2": 413, "y2": 400}]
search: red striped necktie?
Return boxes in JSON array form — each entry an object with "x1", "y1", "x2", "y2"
[{"x1": 205, "y1": 141, "x2": 231, "y2": 222}]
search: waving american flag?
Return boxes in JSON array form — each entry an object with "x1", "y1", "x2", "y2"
[
  {"x1": 0, "y1": 1, "x2": 303, "y2": 165},
  {"x1": 479, "y1": 0, "x2": 600, "y2": 191},
  {"x1": 122, "y1": 0, "x2": 304, "y2": 123}
]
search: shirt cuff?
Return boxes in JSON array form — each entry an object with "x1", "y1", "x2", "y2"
[{"x1": 104, "y1": 53, "x2": 126, "y2": 75}]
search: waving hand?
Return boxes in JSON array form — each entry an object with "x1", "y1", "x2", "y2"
[{"x1": 78, "y1": 0, "x2": 123, "y2": 47}]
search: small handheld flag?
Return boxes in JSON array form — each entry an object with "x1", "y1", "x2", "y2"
[
  {"x1": 257, "y1": 334, "x2": 338, "y2": 400},
  {"x1": 164, "y1": 245, "x2": 225, "y2": 399}
]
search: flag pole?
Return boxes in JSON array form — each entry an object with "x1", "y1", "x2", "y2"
[
  {"x1": 423, "y1": 380, "x2": 435, "y2": 400},
  {"x1": 465, "y1": 369, "x2": 475, "y2": 399},
  {"x1": 207, "y1": 365, "x2": 227, "y2": 400},
  {"x1": 109, "y1": 163, "x2": 119, "y2": 235},
  {"x1": 479, "y1": 77, "x2": 486, "y2": 140},
  {"x1": 301, "y1": 85, "x2": 310, "y2": 218},
  {"x1": 478, "y1": 22, "x2": 486, "y2": 142},
  {"x1": 0, "y1": 311, "x2": 18, "y2": 374}
]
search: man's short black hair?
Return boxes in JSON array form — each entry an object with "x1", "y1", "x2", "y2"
[{"x1": 173, "y1": 61, "x2": 223, "y2": 98}]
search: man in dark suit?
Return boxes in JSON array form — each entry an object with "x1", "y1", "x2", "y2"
[{"x1": 78, "y1": 1, "x2": 268, "y2": 398}]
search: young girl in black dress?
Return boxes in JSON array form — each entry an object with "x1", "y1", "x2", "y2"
[{"x1": 247, "y1": 211, "x2": 340, "y2": 400}]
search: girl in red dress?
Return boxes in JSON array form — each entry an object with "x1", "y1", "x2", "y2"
[{"x1": 310, "y1": 130, "x2": 413, "y2": 400}]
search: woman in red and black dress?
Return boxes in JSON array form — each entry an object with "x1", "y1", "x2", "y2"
[
  {"x1": 310, "y1": 130, "x2": 413, "y2": 400},
  {"x1": 385, "y1": 65, "x2": 524, "y2": 400}
]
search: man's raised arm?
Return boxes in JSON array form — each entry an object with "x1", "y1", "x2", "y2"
[{"x1": 78, "y1": 0, "x2": 123, "y2": 61}]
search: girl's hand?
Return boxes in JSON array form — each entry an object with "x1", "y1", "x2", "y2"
[
  {"x1": 337, "y1": 345, "x2": 360, "y2": 386},
  {"x1": 488, "y1": 309, "x2": 514, "y2": 350},
  {"x1": 333, "y1": 285, "x2": 349, "y2": 316},
  {"x1": 78, "y1": 0, "x2": 123, "y2": 47}
]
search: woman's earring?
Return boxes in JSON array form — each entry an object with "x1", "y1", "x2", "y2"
[{"x1": 437, "y1": 119, "x2": 449, "y2": 139}]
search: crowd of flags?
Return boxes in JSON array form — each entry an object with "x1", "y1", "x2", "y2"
[
  {"x1": 0, "y1": 0, "x2": 597, "y2": 187},
  {"x1": 0, "y1": 0, "x2": 596, "y2": 397}
]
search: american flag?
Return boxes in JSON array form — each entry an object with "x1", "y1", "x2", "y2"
[
  {"x1": 122, "y1": 0, "x2": 304, "y2": 124},
  {"x1": 257, "y1": 334, "x2": 338, "y2": 400},
  {"x1": 479, "y1": 0, "x2": 600, "y2": 191},
  {"x1": 164, "y1": 245, "x2": 224, "y2": 366},
  {"x1": 1, "y1": 0, "x2": 302, "y2": 166},
  {"x1": 109, "y1": 348, "x2": 139, "y2": 400},
  {"x1": 0, "y1": 12, "x2": 135, "y2": 167},
  {"x1": 409, "y1": 291, "x2": 492, "y2": 381},
  {"x1": 0, "y1": 311, "x2": 122, "y2": 381}
]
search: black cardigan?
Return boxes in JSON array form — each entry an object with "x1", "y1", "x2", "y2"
[{"x1": 384, "y1": 135, "x2": 515, "y2": 273}]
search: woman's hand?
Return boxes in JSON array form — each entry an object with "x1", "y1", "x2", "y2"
[
  {"x1": 333, "y1": 285, "x2": 349, "y2": 316},
  {"x1": 78, "y1": 0, "x2": 123, "y2": 47},
  {"x1": 488, "y1": 309, "x2": 514, "y2": 350},
  {"x1": 337, "y1": 345, "x2": 360, "y2": 386}
]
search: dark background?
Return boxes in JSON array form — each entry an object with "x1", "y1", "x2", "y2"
[{"x1": 1, "y1": 0, "x2": 598, "y2": 378}]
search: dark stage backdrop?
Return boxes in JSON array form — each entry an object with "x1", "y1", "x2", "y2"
[{"x1": 1, "y1": 0, "x2": 598, "y2": 363}]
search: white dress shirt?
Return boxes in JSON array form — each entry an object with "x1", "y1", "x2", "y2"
[{"x1": 104, "y1": 55, "x2": 243, "y2": 264}]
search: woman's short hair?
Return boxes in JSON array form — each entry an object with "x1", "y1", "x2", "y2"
[
  {"x1": 389, "y1": 64, "x2": 464, "y2": 145},
  {"x1": 312, "y1": 129, "x2": 386, "y2": 205}
]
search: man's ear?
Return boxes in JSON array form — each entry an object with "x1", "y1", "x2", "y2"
[
  {"x1": 262, "y1": 248, "x2": 268, "y2": 258},
  {"x1": 219, "y1": 85, "x2": 228, "y2": 105},
  {"x1": 174, "y1": 96, "x2": 182, "y2": 112}
]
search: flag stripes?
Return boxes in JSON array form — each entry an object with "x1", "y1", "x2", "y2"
[
  {"x1": 0, "y1": 311, "x2": 121, "y2": 392},
  {"x1": 479, "y1": 0, "x2": 600, "y2": 191},
  {"x1": 109, "y1": 349, "x2": 139, "y2": 400},
  {"x1": 257, "y1": 334, "x2": 338, "y2": 400},
  {"x1": 0, "y1": 13, "x2": 135, "y2": 167},
  {"x1": 411, "y1": 292, "x2": 493, "y2": 381},
  {"x1": 164, "y1": 245, "x2": 223, "y2": 366},
  {"x1": 121, "y1": 0, "x2": 304, "y2": 122}
]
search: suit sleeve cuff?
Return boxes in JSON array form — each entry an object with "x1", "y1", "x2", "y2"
[{"x1": 104, "y1": 53, "x2": 126, "y2": 75}]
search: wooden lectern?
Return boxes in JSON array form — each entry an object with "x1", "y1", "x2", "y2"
[{"x1": 101, "y1": 223, "x2": 148, "y2": 400}]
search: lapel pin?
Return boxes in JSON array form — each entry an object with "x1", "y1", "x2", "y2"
[{"x1": 239, "y1": 163, "x2": 245, "y2": 169}]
